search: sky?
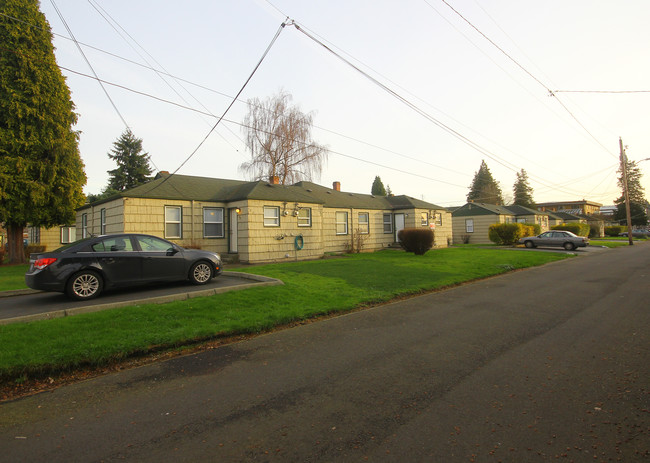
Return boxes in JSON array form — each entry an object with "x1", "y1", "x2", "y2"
[{"x1": 33, "y1": 0, "x2": 650, "y2": 207}]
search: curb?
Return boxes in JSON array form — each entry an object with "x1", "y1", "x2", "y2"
[{"x1": 0, "y1": 271, "x2": 283, "y2": 326}]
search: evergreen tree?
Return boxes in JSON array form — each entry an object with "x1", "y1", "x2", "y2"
[
  {"x1": 106, "y1": 129, "x2": 152, "y2": 191},
  {"x1": 371, "y1": 176, "x2": 387, "y2": 196},
  {"x1": 0, "y1": 0, "x2": 86, "y2": 263},
  {"x1": 467, "y1": 160, "x2": 503, "y2": 205},
  {"x1": 512, "y1": 169, "x2": 535, "y2": 208},
  {"x1": 614, "y1": 158, "x2": 648, "y2": 226}
]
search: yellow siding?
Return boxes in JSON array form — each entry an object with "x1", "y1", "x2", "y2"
[{"x1": 77, "y1": 199, "x2": 453, "y2": 263}]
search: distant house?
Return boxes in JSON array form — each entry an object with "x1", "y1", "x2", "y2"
[
  {"x1": 451, "y1": 202, "x2": 550, "y2": 244},
  {"x1": 536, "y1": 200, "x2": 603, "y2": 216},
  {"x1": 75, "y1": 173, "x2": 453, "y2": 264},
  {"x1": 24, "y1": 225, "x2": 76, "y2": 251}
]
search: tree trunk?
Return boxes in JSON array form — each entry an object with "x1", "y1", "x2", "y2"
[{"x1": 7, "y1": 224, "x2": 26, "y2": 265}]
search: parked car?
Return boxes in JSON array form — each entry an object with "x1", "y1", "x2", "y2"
[
  {"x1": 618, "y1": 229, "x2": 650, "y2": 238},
  {"x1": 25, "y1": 234, "x2": 223, "y2": 300},
  {"x1": 518, "y1": 231, "x2": 589, "y2": 250}
]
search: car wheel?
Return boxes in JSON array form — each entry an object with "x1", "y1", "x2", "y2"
[
  {"x1": 524, "y1": 241, "x2": 535, "y2": 248},
  {"x1": 189, "y1": 261, "x2": 213, "y2": 285},
  {"x1": 563, "y1": 242, "x2": 575, "y2": 251},
  {"x1": 66, "y1": 270, "x2": 103, "y2": 300}
]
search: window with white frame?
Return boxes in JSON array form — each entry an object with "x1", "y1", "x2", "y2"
[
  {"x1": 383, "y1": 213, "x2": 392, "y2": 233},
  {"x1": 165, "y1": 206, "x2": 182, "y2": 238},
  {"x1": 336, "y1": 211, "x2": 348, "y2": 235},
  {"x1": 29, "y1": 227, "x2": 40, "y2": 244},
  {"x1": 297, "y1": 208, "x2": 311, "y2": 227},
  {"x1": 82, "y1": 213, "x2": 88, "y2": 238},
  {"x1": 60, "y1": 227, "x2": 76, "y2": 244},
  {"x1": 465, "y1": 218, "x2": 474, "y2": 233},
  {"x1": 100, "y1": 208, "x2": 106, "y2": 234},
  {"x1": 358, "y1": 212, "x2": 369, "y2": 234},
  {"x1": 263, "y1": 206, "x2": 280, "y2": 227},
  {"x1": 421, "y1": 212, "x2": 428, "y2": 226},
  {"x1": 434, "y1": 212, "x2": 442, "y2": 226},
  {"x1": 203, "y1": 207, "x2": 224, "y2": 237}
]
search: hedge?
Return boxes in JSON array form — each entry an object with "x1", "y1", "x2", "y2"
[
  {"x1": 488, "y1": 223, "x2": 535, "y2": 245},
  {"x1": 551, "y1": 223, "x2": 590, "y2": 237},
  {"x1": 397, "y1": 228, "x2": 434, "y2": 255}
]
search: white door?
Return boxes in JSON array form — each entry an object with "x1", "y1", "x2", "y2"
[
  {"x1": 394, "y1": 213, "x2": 405, "y2": 242},
  {"x1": 229, "y1": 208, "x2": 238, "y2": 253}
]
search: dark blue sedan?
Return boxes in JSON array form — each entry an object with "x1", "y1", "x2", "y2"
[{"x1": 25, "y1": 234, "x2": 223, "y2": 300}]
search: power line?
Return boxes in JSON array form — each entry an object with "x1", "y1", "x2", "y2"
[
  {"x1": 142, "y1": 21, "x2": 288, "y2": 195},
  {"x1": 436, "y1": 0, "x2": 617, "y2": 159},
  {"x1": 49, "y1": 0, "x2": 130, "y2": 129},
  {"x1": 554, "y1": 90, "x2": 650, "y2": 94}
]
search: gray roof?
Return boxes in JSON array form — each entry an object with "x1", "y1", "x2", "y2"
[
  {"x1": 80, "y1": 174, "x2": 445, "y2": 212},
  {"x1": 452, "y1": 202, "x2": 549, "y2": 218}
]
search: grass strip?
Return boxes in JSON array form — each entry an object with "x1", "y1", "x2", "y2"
[{"x1": 0, "y1": 248, "x2": 568, "y2": 381}]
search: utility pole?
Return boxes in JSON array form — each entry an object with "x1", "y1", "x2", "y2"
[{"x1": 619, "y1": 137, "x2": 634, "y2": 246}]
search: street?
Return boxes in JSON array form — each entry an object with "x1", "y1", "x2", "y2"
[{"x1": 1, "y1": 245, "x2": 648, "y2": 462}]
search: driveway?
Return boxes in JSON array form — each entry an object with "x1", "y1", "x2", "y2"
[
  {"x1": 1, "y1": 245, "x2": 648, "y2": 462},
  {"x1": 0, "y1": 271, "x2": 282, "y2": 325}
]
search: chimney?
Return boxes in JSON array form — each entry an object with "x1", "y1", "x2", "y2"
[
  {"x1": 270, "y1": 176, "x2": 279, "y2": 185},
  {"x1": 333, "y1": 181, "x2": 341, "y2": 192}
]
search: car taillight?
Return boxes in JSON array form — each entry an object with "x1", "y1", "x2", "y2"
[{"x1": 34, "y1": 257, "x2": 57, "y2": 270}]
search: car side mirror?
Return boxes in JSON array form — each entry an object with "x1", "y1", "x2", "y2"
[{"x1": 167, "y1": 246, "x2": 179, "y2": 256}]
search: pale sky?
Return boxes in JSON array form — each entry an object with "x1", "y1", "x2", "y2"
[{"x1": 36, "y1": 0, "x2": 650, "y2": 207}]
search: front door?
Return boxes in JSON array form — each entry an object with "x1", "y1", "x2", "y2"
[
  {"x1": 394, "y1": 213, "x2": 405, "y2": 242},
  {"x1": 229, "y1": 208, "x2": 238, "y2": 253}
]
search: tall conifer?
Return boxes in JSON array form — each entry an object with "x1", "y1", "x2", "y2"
[
  {"x1": 467, "y1": 160, "x2": 503, "y2": 205},
  {"x1": 0, "y1": 0, "x2": 86, "y2": 263}
]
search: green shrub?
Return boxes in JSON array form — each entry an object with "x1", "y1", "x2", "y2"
[
  {"x1": 552, "y1": 223, "x2": 590, "y2": 237},
  {"x1": 488, "y1": 223, "x2": 527, "y2": 245},
  {"x1": 397, "y1": 228, "x2": 434, "y2": 255},
  {"x1": 604, "y1": 226, "x2": 624, "y2": 237}
]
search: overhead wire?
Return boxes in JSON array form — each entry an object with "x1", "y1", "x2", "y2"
[
  {"x1": 141, "y1": 20, "x2": 288, "y2": 195},
  {"x1": 86, "y1": 0, "x2": 243, "y2": 155},
  {"x1": 49, "y1": 0, "x2": 130, "y2": 129},
  {"x1": 436, "y1": 0, "x2": 617, "y2": 159}
]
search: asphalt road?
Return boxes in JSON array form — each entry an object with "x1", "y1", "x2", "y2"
[
  {"x1": 0, "y1": 272, "x2": 280, "y2": 324},
  {"x1": 1, "y1": 245, "x2": 648, "y2": 462}
]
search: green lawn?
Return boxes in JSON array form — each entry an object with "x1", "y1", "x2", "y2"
[
  {"x1": 0, "y1": 264, "x2": 29, "y2": 292},
  {"x1": 0, "y1": 248, "x2": 569, "y2": 382}
]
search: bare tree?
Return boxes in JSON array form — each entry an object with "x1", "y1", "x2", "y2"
[{"x1": 240, "y1": 91, "x2": 327, "y2": 184}]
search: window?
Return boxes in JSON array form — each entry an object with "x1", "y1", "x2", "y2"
[
  {"x1": 91, "y1": 236, "x2": 134, "y2": 252},
  {"x1": 358, "y1": 212, "x2": 369, "y2": 234},
  {"x1": 297, "y1": 208, "x2": 311, "y2": 227},
  {"x1": 264, "y1": 206, "x2": 280, "y2": 227},
  {"x1": 434, "y1": 213, "x2": 442, "y2": 226},
  {"x1": 203, "y1": 208, "x2": 224, "y2": 238},
  {"x1": 165, "y1": 206, "x2": 182, "y2": 238},
  {"x1": 29, "y1": 227, "x2": 40, "y2": 244},
  {"x1": 81, "y1": 213, "x2": 88, "y2": 238},
  {"x1": 336, "y1": 211, "x2": 348, "y2": 235},
  {"x1": 465, "y1": 219, "x2": 474, "y2": 233},
  {"x1": 383, "y1": 213, "x2": 392, "y2": 233},
  {"x1": 421, "y1": 212, "x2": 428, "y2": 227},
  {"x1": 60, "y1": 227, "x2": 76, "y2": 244},
  {"x1": 100, "y1": 208, "x2": 106, "y2": 234},
  {"x1": 135, "y1": 235, "x2": 175, "y2": 252}
]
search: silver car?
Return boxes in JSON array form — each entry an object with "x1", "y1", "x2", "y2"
[{"x1": 519, "y1": 231, "x2": 589, "y2": 251}]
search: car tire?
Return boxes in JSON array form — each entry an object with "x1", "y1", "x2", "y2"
[
  {"x1": 189, "y1": 261, "x2": 213, "y2": 285},
  {"x1": 563, "y1": 242, "x2": 575, "y2": 251},
  {"x1": 524, "y1": 241, "x2": 535, "y2": 248},
  {"x1": 66, "y1": 270, "x2": 103, "y2": 300}
]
